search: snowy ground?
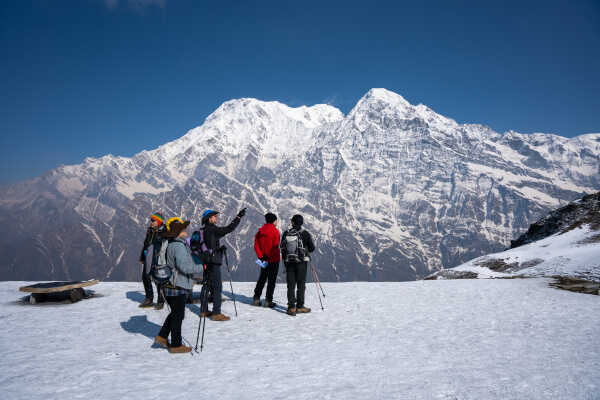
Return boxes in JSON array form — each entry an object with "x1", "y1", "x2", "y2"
[{"x1": 1, "y1": 279, "x2": 599, "y2": 400}]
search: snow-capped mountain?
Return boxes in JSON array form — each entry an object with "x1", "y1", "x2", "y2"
[{"x1": 1, "y1": 88, "x2": 599, "y2": 282}]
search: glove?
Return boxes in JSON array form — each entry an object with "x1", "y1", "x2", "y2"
[
  {"x1": 260, "y1": 257, "x2": 267, "y2": 262},
  {"x1": 218, "y1": 245, "x2": 227, "y2": 252},
  {"x1": 237, "y1": 208, "x2": 247, "y2": 218},
  {"x1": 143, "y1": 250, "x2": 148, "y2": 257}
]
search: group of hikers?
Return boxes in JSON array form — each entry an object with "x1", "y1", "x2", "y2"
[{"x1": 139, "y1": 208, "x2": 316, "y2": 353}]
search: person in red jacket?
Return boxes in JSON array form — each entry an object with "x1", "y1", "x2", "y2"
[{"x1": 252, "y1": 212, "x2": 281, "y2": 308}]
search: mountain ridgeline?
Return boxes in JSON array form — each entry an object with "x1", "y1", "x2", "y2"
[{"x1": 1, "y1": 89, "x2": 599, "y2": 282}]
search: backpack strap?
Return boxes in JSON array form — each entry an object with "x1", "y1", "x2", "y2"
[
  {"x1": 297, "y1": 228, "x2": 305, "y2": 248},
  {"x1": 158, "y1": 238, "x2": 169, "y2": 265}
]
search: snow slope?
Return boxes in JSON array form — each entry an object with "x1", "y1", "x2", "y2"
[
  {"x1": 440, "y1": 225, "x2": 600, "y2": 281},
  {"x1": 1, "y1": 280, "x2": 599, "y2": 399}
]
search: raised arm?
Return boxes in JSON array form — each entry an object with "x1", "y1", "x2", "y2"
[{"x1": 212, "y1": 216, "x2": 241, "y2": 238}]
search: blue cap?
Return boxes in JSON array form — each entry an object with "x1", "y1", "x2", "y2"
[{"x1": 202, "y1": 209, "x2": 219, "y2": 223}]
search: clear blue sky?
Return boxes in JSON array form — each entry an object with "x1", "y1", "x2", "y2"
[{"x1": 1, "y1": 0, "x2": 599, "y2": 184}]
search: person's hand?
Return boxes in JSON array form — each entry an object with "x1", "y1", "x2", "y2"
[
  {"x1": 237, "y1": 208, "x2": 247, "y2": 218},
  {"x1": 260, "y1": 257, "x2": 267, "y2": 262},
  {"x1": 218, "y1": 244, "x2": 227, "y2": 252}
]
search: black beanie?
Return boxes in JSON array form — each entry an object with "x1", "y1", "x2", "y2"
[
  {"x1": 265, "y1": 212, "x2": 277, "y2": 224},
  {"x1": 291, "y1": 214, "x2": 303, "y2": 227}
]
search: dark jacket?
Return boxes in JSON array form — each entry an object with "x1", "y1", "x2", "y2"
[
  {"x1": 203, "y1": 216, "x2": 241, "y2": 265},
  {"x1": 254, "y1": 223, "x2": 281, "y2": 263},
  {"x1": 139, "y1": 225, "x2": 166, "y2": 266},
  {"x1": 281, "y1": 226, "x2": 315, "y2": 263}
]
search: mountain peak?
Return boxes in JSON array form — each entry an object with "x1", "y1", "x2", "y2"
[
  {"x1": 346, "y1": 88, "x2": 459, "y2": 134},
  {"x1": 206, "y1": 97, "x2": 343, "y2": 129},
  {"x1": 363, "y1": 88, "x2": 411, "y2": 107}
]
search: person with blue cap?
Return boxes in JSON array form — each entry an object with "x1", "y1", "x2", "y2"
[{"x1": 200, "y1": 207, "x2": 246, "y2": 321}]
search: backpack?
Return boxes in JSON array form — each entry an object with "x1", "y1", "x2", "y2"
[
  {"x1": 282, "y1": 228, "x2": 305, "y2": 263},
  {"x1": 151, "y1": 238, "x2": 172, "y2": 284},
  {"x1": 190, "y1": 230, "x2": 213, "y2": 264}
]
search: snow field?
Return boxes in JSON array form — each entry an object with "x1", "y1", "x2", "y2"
[{"x1": 0, "y1": 279, "x2": 598, "y2": 400}]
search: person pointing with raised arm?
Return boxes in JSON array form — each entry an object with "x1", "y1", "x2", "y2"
[{"x1": 200, "y1": 207, "x2": 246, "y2": 321}]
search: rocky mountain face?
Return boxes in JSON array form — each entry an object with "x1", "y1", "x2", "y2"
[
  {"x1": 1, "y1": 89, "x2": 599, "y2": 282},
  {"x1": 510, "y1": 192, "x2": 600, "y2": 248}
]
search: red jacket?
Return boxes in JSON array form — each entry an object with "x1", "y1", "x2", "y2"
[{"x1": 254, "y1": 223, "x2": 281, "y2": 263}]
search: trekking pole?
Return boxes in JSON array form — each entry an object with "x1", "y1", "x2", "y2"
[
  {"x1": 315, "y1": 268, "x2": 326, "y2": 298},
  {"x1": 223, "y1": 249, "x2": 238, "y2": 317},
  {"x1": 310, "y1": 261, "x2": 326, "y2": 298},
  {"x1": 310, "y1": 262, "x2": 324, "y2": 311},
  {"x1": 195, "y1": 275, "x2": 208, "y2": 353},
  {"x1": 311, "y1": 233, "x2": 326, "y2": 298},
  {"x1": 159, "y1": 286, "x2": 171, "y2": 313},
  {"x1": 194, "y1": 309, "x2": 203, "y2": 353}
]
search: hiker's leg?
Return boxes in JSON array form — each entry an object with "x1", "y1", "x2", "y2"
[
  {"x1": 142, "y1": 262, "x2": 153, "y2": 300},
  {"x1": 253, "y1": 266, "x2": 269, "y2": 299},
  {"x1": 265, "y1": 261, "x2": 279, "y2": 302},
  {"x1": 296, "y1": 262, "x2": 307, "y2": 308}
]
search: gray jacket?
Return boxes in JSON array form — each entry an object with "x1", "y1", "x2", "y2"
[{"x1": 167, "y1": 238, "x2": 204, "y2": 290}]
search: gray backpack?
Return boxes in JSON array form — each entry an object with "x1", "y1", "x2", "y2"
[
  {"x1": 283, "y1": 228, "x2": 305, "y2": 263},
  {"x1": 151, "y1": 239, "x2": 172, "y2": 284}
]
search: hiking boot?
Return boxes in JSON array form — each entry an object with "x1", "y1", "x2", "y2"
[
  {"x1": 209, "y1": 313, "x2": 231, "y2": 321},
  {"x1": 199, "y1": 311, "x2": 212, "y2": 318},
  {"x1": 263, "y1": 300, "x2": 276, "y2": 308},
  {"x1": 287, "y1": 307, "x2": 297, "y2": 316},
  {"x1": 296, "y1": 306, "x2": 311, "y2": 313},
  {"x1": 155, "y1": 335, "x2": 169, "y2": 348},
  {"x1": 169, "y1": 345, "x2": 192, "y2": 354},
  {"x1": 139, "y1": 298, "x2": 153, "y2": 308},
  {"x1": 252, "y1": 297, "x2": 261, "y2": 306},
  {"x1": 154, "y1": 302, "x2": 164, "y2": 310}
]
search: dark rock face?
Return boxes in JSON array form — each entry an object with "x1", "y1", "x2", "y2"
[
  {"x1": 510, "y1": 192, "x2": 600, "y2": 248},
  {"x1": 1, "y1": 89, "x2": 599, "y2": 282}
]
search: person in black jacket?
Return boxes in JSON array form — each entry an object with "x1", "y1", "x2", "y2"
[
  {"x1": 281, "y1": 214, "x2": 315, "y2": 316},
  {"x1": 200, "y1": 207, "x2": 246, "y2": 321},
  {"x1": 139, "y1": 212, "x2": 166, "y2": 309}
]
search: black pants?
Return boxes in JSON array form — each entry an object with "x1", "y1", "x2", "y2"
[
  {"x1": 253, "y1": 261, "x2": 279, "y2": 302},
  {"x1": 202, "y1": 263, "x2": 223, "y2": 315},
  {"x1": 142, "y1": 262, "x2": 164, "y2": 303},
  {"x1": 158, "y1": 294, "x2": 186, "y2": 347},
  {"x1": 285, "y1": 262, "x2": 307, "y2": 308}
]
